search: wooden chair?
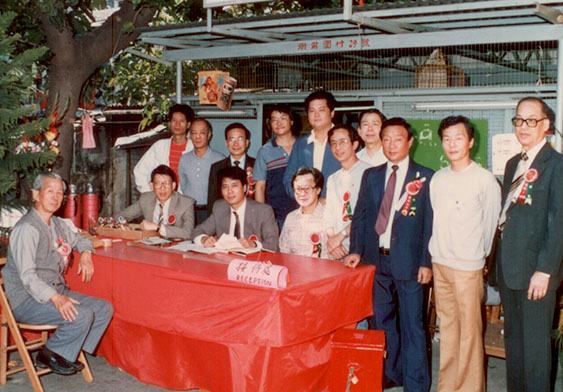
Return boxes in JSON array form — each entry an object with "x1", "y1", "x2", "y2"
[
  {"x1": 0, "y1": 257, "x2": 93, "y2": 391},
  {"x1": 484, "y1": 304, "x2": 505, "y2": 359},
  {"x1": 426, "y1": 286, "x2": 439, "y2": 339}
]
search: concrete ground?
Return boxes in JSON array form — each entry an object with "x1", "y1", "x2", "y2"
[{"x1": 1, "y1": 340, "x2": 541, "y2": 392}]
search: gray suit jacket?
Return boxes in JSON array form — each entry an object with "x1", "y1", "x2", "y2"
[
  {"x1": 117, "y1": 192, "x2": 195, "y2": 240},
  {"x1": 192, "y1": 198, "x2": 279, "y2": 251}
]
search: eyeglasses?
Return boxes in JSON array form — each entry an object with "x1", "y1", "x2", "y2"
[
  {"x1": 270, "y1": 116, "x2": 290, "y2": 123},
  {"x1": 153, "y1": 181, "x2": 173, "y2": 188},
  {"x1": 511, "y1": 117, "x2": 547, "y2": 127},
  {"x1": 294, "y1": 186, "x2": 315, "y2": 195},
  {"x1": 227, "y1": 136, "x2": 246, "y2": 143},
  {"x1": 330, "y1": 138, "x2": 351, "y2": 148}
]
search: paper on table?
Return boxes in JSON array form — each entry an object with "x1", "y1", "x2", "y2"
[
  {"x1": 215, "y1": 234, "x2": 242, "y2": 250},
  {"x1": 136, "y1": 237, "x2": 171, "y2": 245}
]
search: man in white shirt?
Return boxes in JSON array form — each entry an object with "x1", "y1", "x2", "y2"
[
  {"x1": 192, "y1": 166, "x2": 279, "y2": 251},
  {"x1": 324, "y1": 124, "x2": 371, "y2": 260},
  {"x1": 357, "y1": 109, "x2": 387, "y2": 167},
  {"x1": 429, "y1": 116, "x2": 501, "y2": 392},
  {"x1": 134, "y1": 104, "x2": 195, "y2": 193}
]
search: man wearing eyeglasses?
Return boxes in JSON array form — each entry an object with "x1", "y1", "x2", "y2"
[
  {"x1": 490, "y1": 97, "x2": 563, "y2": 392},
  {"x1": 324, "y1": 124, "x2": 372, "y2": 261},
  {"x1": 117, "y1": 165, "x2": 195, "y2": 240},
  {"x1": 207, "y1": 123, "x2": 255, "y2": 216}
]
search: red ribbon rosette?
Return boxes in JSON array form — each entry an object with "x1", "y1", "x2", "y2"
[
  {"x1": 54, "y1": 237, "x2": 72, "y2": 268},
  {"x1": 311, "y1": 233, "x2": 322, "y2": 258},
  {"x1": 523, "y1": 168, "x2": 538, "y2": 183},
  {"x1": 401, "y1": 179, "x2": 424, "y2": 216},
  {"x1": 168, "y1": 214, "x2": 176, "y2": 225}
]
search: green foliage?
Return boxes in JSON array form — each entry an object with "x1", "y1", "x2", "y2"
[{"x1": 0, "y1": 11, "x2": 57, "y2": 211}]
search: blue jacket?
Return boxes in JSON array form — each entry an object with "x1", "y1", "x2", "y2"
[
  {"x1": 282, "y1": 134, "x2": 341, "y2": 198},
  {"x1": 350, "y1": 160, "x2": 434, "y2": 280}
]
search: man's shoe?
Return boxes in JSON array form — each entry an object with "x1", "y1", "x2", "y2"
[
  {"x1": 36, "y1": 347, "x2": 76, "y2": 375},
  {"x1": 63, "y1": 356, "x2": 84, "y2": 371}
]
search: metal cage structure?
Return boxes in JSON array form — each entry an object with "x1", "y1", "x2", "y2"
[{"x1": 134, "y1": 0, "x2": 563, "y2": 154}]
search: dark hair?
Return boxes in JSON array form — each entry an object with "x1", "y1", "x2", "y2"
[
  {"x1": 190, "y1": 117, "x2": 213, "y2": 134},
  {"x1": 517, "y1": 96, "x2": 555, "y2": 131},
  {"x1": 267, "y1": 104, "x2": 298, "y2": 137},
  {"x1": 151, "y1": 164, "x2": 176, "y2": 183},
  {"x1": 218, "y1": 166, "x2": 248, "y2": 187},
  {"x1": 359, "y1": 108, "x2": 387, "y2": 124},
  {"x1": 168, "y1": 104, "x2": 195, "y2": 123},
  {"x1": 328, "y1": 123, "x2": 361, "y2": 146},
  {"x1": 304, "y1": 90, "x2": 337, "y2": 112},
  {"x1": 437, "y1": 116, "x2": 475, "y2": 140},
  {"x1": 292, "y1": 167, "x2": 324, "y2": 191},
  {"x1": 380, "y1": 117, "x2": 413, "y2": 140},
  {"x1": 224, "y1": 122, "x2": 251, "y2": 140}
]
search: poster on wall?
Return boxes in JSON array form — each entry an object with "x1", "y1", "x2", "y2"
[
  {"x1": 406, "y1": 119, "x2": 488, "y2": 171},
  {"x1": 198, "y1": 71, "x2": 229, "y2": 105}
]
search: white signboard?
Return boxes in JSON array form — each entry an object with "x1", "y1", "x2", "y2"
[
  {"x1": 204, "y1": 0, "x2": 271, "y2": 8},
  {"x1": 492, "y1": 133, "x2": 522, "y2": 175}
]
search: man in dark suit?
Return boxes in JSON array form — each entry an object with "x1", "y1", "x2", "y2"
[
  {"x1": 345, "y1": 118, "x2": 433, "y2": 391},
  {"x1": 207, "y1": 123, "x2": 255, "y2": 216},
  {"x1": 194, "y1": 166, "x2": 279, "y2": 251},
  {"x1": 117, "y1": 165, "x2": 195, "y2": 240},
  {"x1": 491, "y1": 97, "x2": 563, "y2": 392}
]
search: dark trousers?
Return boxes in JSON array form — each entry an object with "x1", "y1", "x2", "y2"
[
  {"x1": 498, "y1": 259, "x2": 556, "y2": 392},
  {"x1": 370, "y1": 255, "x2": 430, "y2": 392}
]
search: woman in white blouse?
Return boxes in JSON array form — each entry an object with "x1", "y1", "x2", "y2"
[{"x1": 279, "y1": 167, "x2": 328, "y2": 258}]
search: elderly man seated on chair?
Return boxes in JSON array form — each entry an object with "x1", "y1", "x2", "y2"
[{"x1": 2, "y1": 173, "x2": 113, "y2": 376}]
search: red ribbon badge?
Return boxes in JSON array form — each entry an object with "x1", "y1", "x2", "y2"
[
  {"x1": 168, "y1": 214, "x2": 176, "y2": 225},
  {"x1": 311, "y1": 233, "x2": 322, "y2": 258}
]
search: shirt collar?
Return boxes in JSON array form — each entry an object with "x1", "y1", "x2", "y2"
[
  {"x1": 230, "y1": 198, "x2": 247, "y2": 215},
  {"x1": 230, "y1": 155, "x2": 246, "y2": 167},
  {"x1": 386, "y1": 156, "x2": 409, "y2": 172},
  {"x1": 522, "y1": 138, "x2": 547, "y2": 163}
]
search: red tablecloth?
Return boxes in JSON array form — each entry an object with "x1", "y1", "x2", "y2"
[{"x1": 66, "y1": 242, "x2": 374, "y2": 391}]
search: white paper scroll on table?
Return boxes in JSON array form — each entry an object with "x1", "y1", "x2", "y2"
[{"x1": 227, "y1": 259, "x2": 288, "y2": 289}]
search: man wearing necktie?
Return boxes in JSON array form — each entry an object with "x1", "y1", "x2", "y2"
[
  {"x1": 490, "y1": 97, "x2": 563, "y2": 392},
  {"x1": 207, "y1": 123, "x2": 256, "y2": 216},
  {"x1": 117, "y1": 165, "x2": 195, "y2": 240},
  {"x1": 193, "y1": 166, "x2": 279, "y2": 251},
  {"x1": 345, "y1": 118, "x2": 434, "y2": 391}
]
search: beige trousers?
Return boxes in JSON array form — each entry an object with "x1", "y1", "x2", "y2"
[{"x1": 433, "y1": 263, "x2": 485, "y2": 392}]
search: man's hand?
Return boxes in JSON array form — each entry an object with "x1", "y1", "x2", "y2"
[
  {"x1": 77, "y1": 251, "x2": 94, "y2": 283},
  {"x1": 329, "y1": 245, "x2": 348, "y2": 260},
  {"x1": 202, "y1": 236, "x2": 217, "y2": 248},
  {"x1": 527, "y1": 271, "x2": 550, "y2": 300},
  {"x1": 417, "y1": 266, "x2": 432, "y2": 284},
  {"x1": 344, "y1": 253, "x2": 362, "y2": 268},
  {"x1": 238, "y1": 237, "x2": 257, "y2": 249},
  {"x1": 327, "y1": 232, "x2": 345, "y2": 252},
  {"x1": 140, "y1": 220, "x2": 159, "y2": 231},
  {"x1": 50, "y1": 293, "x2": 80, "y2": 322}
]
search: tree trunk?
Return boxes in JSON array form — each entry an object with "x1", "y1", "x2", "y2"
[{"x1": 39, "y1": 1, "x2": 157, "y2": 181}]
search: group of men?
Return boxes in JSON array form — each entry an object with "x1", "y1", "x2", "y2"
[{"x1": 3, "y1": 91, "x2": 561, "y2": 392}]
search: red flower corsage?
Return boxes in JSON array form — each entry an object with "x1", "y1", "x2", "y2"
[
  {"x1": 518, "y1": 168, "x2": 539, "y2": 205},
  {"x1": 401, "y1": 174, "x2": 426, "y2": 216},
  {"x1": 311, "y1": 233, "x2": 322, "y2": 258},
  {"x1": 168, "y1": 214, "x2": 176, "y2": 225},
  {"x1": 54, "y1": 237, "x2": 72, "y2": 267}
]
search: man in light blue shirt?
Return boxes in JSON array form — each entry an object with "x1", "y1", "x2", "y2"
[{"x1": 178, "y1": 118, "x2": 225, "y2": 224}]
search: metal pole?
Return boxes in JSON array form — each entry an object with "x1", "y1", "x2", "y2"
[
  {"x1": 555, "y1": 38, "x2": 563, "y2": 153},
  {"x1": 343, "y1": 0, "x2": 352, "y2": 20},
  {"x1": 176, "y1": 61, "x2": 182, "y2": 103}
]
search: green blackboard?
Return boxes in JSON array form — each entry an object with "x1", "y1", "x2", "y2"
[{"x1": 406, "y1": 119, "x2": 488, "y2": 171}]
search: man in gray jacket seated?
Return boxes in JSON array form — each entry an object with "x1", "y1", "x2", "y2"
[
  {"x1": 192, "y1": 166, "x2": 279, "y2": 251},
  {"x1": 3, "y1": 173, "x2": 113, "y2": 375},
  {"x1": 117, "y1": 165, "x2": 195, "y2": 240}
]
